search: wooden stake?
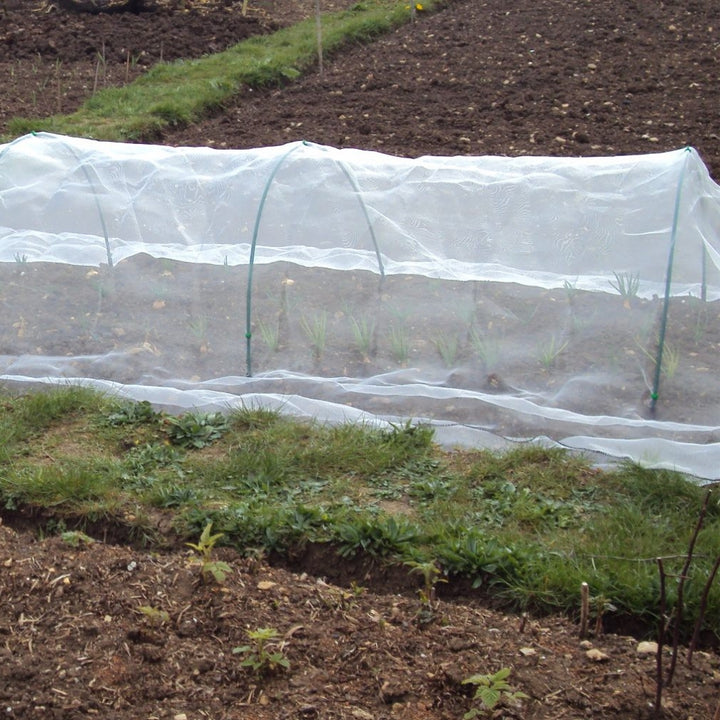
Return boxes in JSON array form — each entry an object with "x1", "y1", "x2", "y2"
[
  {"x1": 315, "y1": 0, "x2": 323, "y2": 75},
  {"x1": 579, "y1": 582, "x2": 589, "y2": 638}
]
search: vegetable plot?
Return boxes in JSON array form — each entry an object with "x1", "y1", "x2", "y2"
[{"x1": 2, "y1": 132, "x2": 719, "y2": 477}]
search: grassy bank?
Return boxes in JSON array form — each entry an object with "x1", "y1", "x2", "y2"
[
  {"x1": 1, "y1": 385, "x2": 718, "y2": 643},
  {"x1": 5, "y1": 1, "x2": 442, "y2": 142}
]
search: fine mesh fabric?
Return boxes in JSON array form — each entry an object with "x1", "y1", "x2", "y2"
[{"x1": 1, "y1": 133, "x2": 719, "y2": 478}]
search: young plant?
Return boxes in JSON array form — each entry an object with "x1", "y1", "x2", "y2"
[
  {"x1": 300, "y1": 311, "x2": 328, "y2": 364},
  {"x1": 634, "y1": 338, "x2": 681, "y2": 380},
  {"x1": 406, "y1": 559, "x2": 446, "y2": 604},
  {"x1": 468, "y1": 328, "x2": 500, "y2": 372},
  {"x1": 563, "y1": 279, "x2": 579, "y2": 301},
  {"x1": 137, "y1": 605, "x2": 170, "y2": 626},
  {"x1": 60, "y1": 530, "x2": 95, "y2": 548},
  {"x1": 462, "y1": 667, "x2": 528, "y2": 718},
  {"x1": 257, "y1": 317, "x2": 280, "y2": 352},
  {"x1": 188, "y1": 316, "x2": 209, "y2": 354},
  {"x1": 164, "y1": 411, "x2": 228, "y2": 449},
  {"x1": 433, "y1": 332, "x2": 459, "y2": 368},
  {"x1": 661, "y1": 343, "x2": 680, "y2": 380},
  {"x1": 13, "y1": 252, "x2": 28, "y2": 268},
  {"x1": 609, "y1": 271, "x2": 640, "y2": 300},
  {"x1": 590, "y1": 594, "x2": 617, "y2": 636},
  {"x1": 349, "y1": 314, "x2": 376, "y2": 360},
  {"x1": 388, "y1": 324, "x2": 410, "y2": 365},
  {"x1": 405, "y1": 559, "x2": 447, "y2": 624},
  {"x1": 538, "y1": 336, "x2": 568, "y2": 369},
  {"x1": 233, "y1": 627, "x2": 290, "y2": 675},
  {"x1": 186, "y1": 522, "x2": 232, "y2": 584}
]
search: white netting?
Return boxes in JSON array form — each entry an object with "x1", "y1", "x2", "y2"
[{"x1": 1, "y1": 133, "x2": 719, "y2": 477}]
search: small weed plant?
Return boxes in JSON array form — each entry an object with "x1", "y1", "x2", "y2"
[
  {"x1": 164, "y1": 411, "x2": 228, "y2": 448},
  {"x1": 233, "y1": 627, "x2": 290, "y2": 675},
  {"x1": 138, "y1": 605, "x2": 170, "y2": 626},
  {"x1": 405, "y1": 559, "x2": 447, "y2": 623},
  {"x1": 105, "y1": 399, "x2": 160, "y2": 426},
  {"x1": 186, "y1": 522, "x2": 232, "y2": 584},
  {"x1": 462, "y1": 667, "x2": 528, "y2": 718},
  {"x1": 60, "y1": 530, "x2": 95, "y2": 547}
]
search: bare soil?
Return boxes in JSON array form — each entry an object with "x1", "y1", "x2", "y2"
[{"x1": 1, "y1": 1, "x2": 720, "y2": 718}]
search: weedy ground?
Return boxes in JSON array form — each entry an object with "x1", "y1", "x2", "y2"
[
  {"x1": 1, "y1": 385, "x2": 719, "y2": 720},
  {"x1": 1, "y1": 385, "x2": 718, "y2": 639}
]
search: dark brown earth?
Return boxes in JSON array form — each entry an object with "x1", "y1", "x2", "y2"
[
  {"x1": 1, "y1": 1, "x2": 720, "y2": 718},
  {"x1": 2, "y1": 0, "x2": 718, "y2": 180}
]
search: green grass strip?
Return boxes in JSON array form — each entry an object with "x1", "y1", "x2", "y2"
[
  {"x1": 0, "y1": 387, "x2": 719, "y2": 640},
  {"x1": 4, "y1": 1, "x2": 441, "y2": 143}
]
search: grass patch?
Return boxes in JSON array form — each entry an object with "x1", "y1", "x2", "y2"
[
  {"x1": 0, "y1": 385, "x2": 718, "y2": 642},
  {"x1": 4, "y1": 0, "x2": 444, "y2": 143}
]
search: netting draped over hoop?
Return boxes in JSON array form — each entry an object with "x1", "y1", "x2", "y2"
[{"x1": 1, "y1": 132, "x2": 720, "y2": 478}]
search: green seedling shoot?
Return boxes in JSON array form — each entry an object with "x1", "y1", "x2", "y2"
[
  {"x1": 60, "y1": 530, "x2": 95, "y2": 548},
  {"x1": 186, "y1": 521, "x2": 232, "y2": 584},
  {"x1": 388, "y1": 324, "x2": 411, "y2": 365},
  {"x1": 233, "y1": 627, "x2": 290, "y2": 675},
  {"x1": 300, "y1": 311, "x2": 328, "y2": 363},
  {"x1": 609, "y1": 270, "x2": 640, "y2": 300},
  {"x1": 350, "y1": 314, "x2": 376, "y2": 360},
  {"x1": 433, "y1": 332, "x2": 459, "y2": 368},
  {"x1": 405, "y1": 559, "x2": 447, "y2": 625},
  {"x1": 257, "y1": 317, "x2": 280, "y2": 352},
  {"x1": 538, "y1": 335, "x2": 568, "y2": 369},
  {"x1": 405, "y1": 559, "x2": 446, "y2": 607},
  {"x1": 462, "y1": 667, "x2": 528, "y2": 718},
  {"x1": 138, "y1": 605, "x2": 170, "y2": 626}
]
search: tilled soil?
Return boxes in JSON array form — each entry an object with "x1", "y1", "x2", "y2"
[
  {"x1": 1, "y1": 518, "x2": 719, "y2": 720},
  {"x1": 1, "y1": 1, "x2": 720, "y2": 718},
  {"x1": 165, "y1": 0, "x2": 720, "y2": 180}
]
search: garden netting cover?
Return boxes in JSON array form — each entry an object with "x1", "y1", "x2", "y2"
[{"x1": 2, "y1": 132, "x2": 720, "y2": 478}]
